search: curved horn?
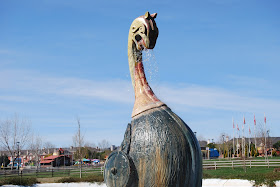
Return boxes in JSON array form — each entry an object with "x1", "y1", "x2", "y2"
[
  {"x1": 144, "y1": 11, "x2": 151, "y2": 19},
  {"x1": 151, "y1": 13, "x2": 157, "y2": 19}
]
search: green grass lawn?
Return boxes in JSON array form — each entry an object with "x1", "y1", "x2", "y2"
[
  {"x1": 0, "y1": 168, "x2": 103, "y2": 179},
  {"x1": 203, "y1": 167, "x2": 280, "y2": 186},
  {"x1": 0, "y1": 169, "x2": 104, "y2": 186},
  {"x1": 204, "y1": 156, "x2": 280, "y2": 162},
  {"x1": 2, "y1": 165, "x2": 280, "y2": 186}
]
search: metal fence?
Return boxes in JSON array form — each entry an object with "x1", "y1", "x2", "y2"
[
  {"x1": 203, "y1": 159, "x2": 280, "y2": 170},
  {"x1": 0, "y1": 165, "x2": 104, "y2": 179}
]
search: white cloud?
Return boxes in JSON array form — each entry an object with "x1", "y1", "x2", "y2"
[
  {"x1": 158, "y1": 84, "x2": 280, "y2": 114},
  {"x1": 1, "y1": 69, "x2": 279, "y2": 115},
  {"x1": 1, "y1": 69, "x2": 279, "y2": 146},
  {"x1": 225, "y1": 75, "x2": 279, "y2": 97},
  {"x1": 0, "y1": 69, "x2": 134, "y2": 104}
]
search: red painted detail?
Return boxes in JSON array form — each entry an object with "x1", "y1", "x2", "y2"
[{"x1": 135, "y1": 62, "x2": 160, "y2": 102}]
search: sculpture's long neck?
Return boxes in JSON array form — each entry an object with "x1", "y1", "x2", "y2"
[{"x1": 128, "y1": 39, "x2": 165, "y2": 117}]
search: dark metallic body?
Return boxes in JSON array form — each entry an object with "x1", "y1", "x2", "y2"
[{"x1": 105, "y1": 106, "x2": 202, "y2": 187}]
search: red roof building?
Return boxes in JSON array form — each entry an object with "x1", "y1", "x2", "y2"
[{"x1": 40, "y1": 155, "x2": 70, "y2": 167}]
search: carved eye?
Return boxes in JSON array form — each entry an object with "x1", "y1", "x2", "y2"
[
  {"x1": 139, "y1": 26, "x2": 146, "y2": 34},
  {"x1": 132, "y1": 26, "x2": 137, "y2": 33}
]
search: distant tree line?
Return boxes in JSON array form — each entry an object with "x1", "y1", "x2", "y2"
[
  {"x1": 73, "y1": 147, "x2": 112, "y2": 160},
  {"x1": 0, "y1": 155, "x2": 9, "y2": 167},
  {"x1": 0, "y1": 114, "x2": 113, "y2": 170},
  {"x1": 273, "y1": 141, "x2": 280, "y2": 150}
]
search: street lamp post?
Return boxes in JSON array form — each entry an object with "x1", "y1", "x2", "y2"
[{"x1": 16, "y1": 142, "x2": 20, "y2": 176}]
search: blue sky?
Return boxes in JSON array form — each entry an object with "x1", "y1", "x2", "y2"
[{"x1": 0, "y1": 0, "x2": 279, "y2": 147}]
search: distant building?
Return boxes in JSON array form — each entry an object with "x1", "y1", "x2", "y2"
[
  {"x1": 6, "y1": 150, "x2": 37, "y2": 166},
  {"x1": 111, "y1": 145, "x2": 116, "y2": 151},
  {"x1": 198, "y1": 141, "x2": 207, "y2": 151},
  {"x1": 40, "y1": 155, "x2": 70, "y2": 167},
  {"x1": 198, "y1": 140, "x2": 208, "y2": 158}
]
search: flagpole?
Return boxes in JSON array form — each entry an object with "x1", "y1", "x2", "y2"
[
  {"x1": 233, "y1": 118, "x2": 235, "y2": 158},
  {"x1": 238, "y1": 127, "x2": 240, "y2": 157},
  {"x1": 237, "y1": 124, "x2": 239, "y2": 157},
  {"x1": 242, "y1": 116, "x2": 245, "y2": 158},
  {"x1": 254, "y1": 114, "x2": 257, "y2": 156},
  {"x1": 248, "y1": 123, "x2": 251, "y2": 158},
  {"x1": 264, "y1": 113, "x2": 267, "y2": 160},
  {"x1": 242, "y1": 124, "x2": 244, "y2": 157}
]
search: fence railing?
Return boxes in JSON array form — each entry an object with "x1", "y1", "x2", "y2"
[
  {"x1": 203, "y1": 159, "x2": 280, "y2": 170},
  {"x1": 0, "y1": 165, "x2": 104, "y2": 179}
]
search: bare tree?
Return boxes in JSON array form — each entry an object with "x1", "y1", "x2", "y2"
[
  {"x1": 73, "y1": 118, "x2": 85, "y2": 148},
  {"x1": 196, "y1": 134, "x2": 206, "y2": 142},
  {"x1": 72, "y1": 117, "x2": 84, "y2": 178},
  {"x1": 29, "y1": 133, "x2": 43, "y2": 169},
  {"x1": 84, "y1": 142, "x2": 96, "y2": 148},
  {"x1": 0, "y1": 114, "x2": 31, "y2": 167},
  {"x1": 44, "y1": 141, "x2": 55, "y2": 149},
  {"x1": 98, "y1": 139, "x2": 110, "y2": 150},
  {"x1": 217, "y1": 133, "x2": 226, "y2": 144},
  {"x1": 43, "y1": 141, "x2": 55, "y2": 155},
  {"x1": 256, "y1": 122, "x2": 267, "y2": 156},
  {"x1": 217, "y1": 133, "x2": 232, "y2": 158}
]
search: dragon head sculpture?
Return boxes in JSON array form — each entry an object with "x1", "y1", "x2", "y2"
[
  {"x1": 128, "y1": 12, "x2": 159, "y2": 90},
  {"x1": 129, "y1": 11, "x2": 158, "y2": 51}
]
